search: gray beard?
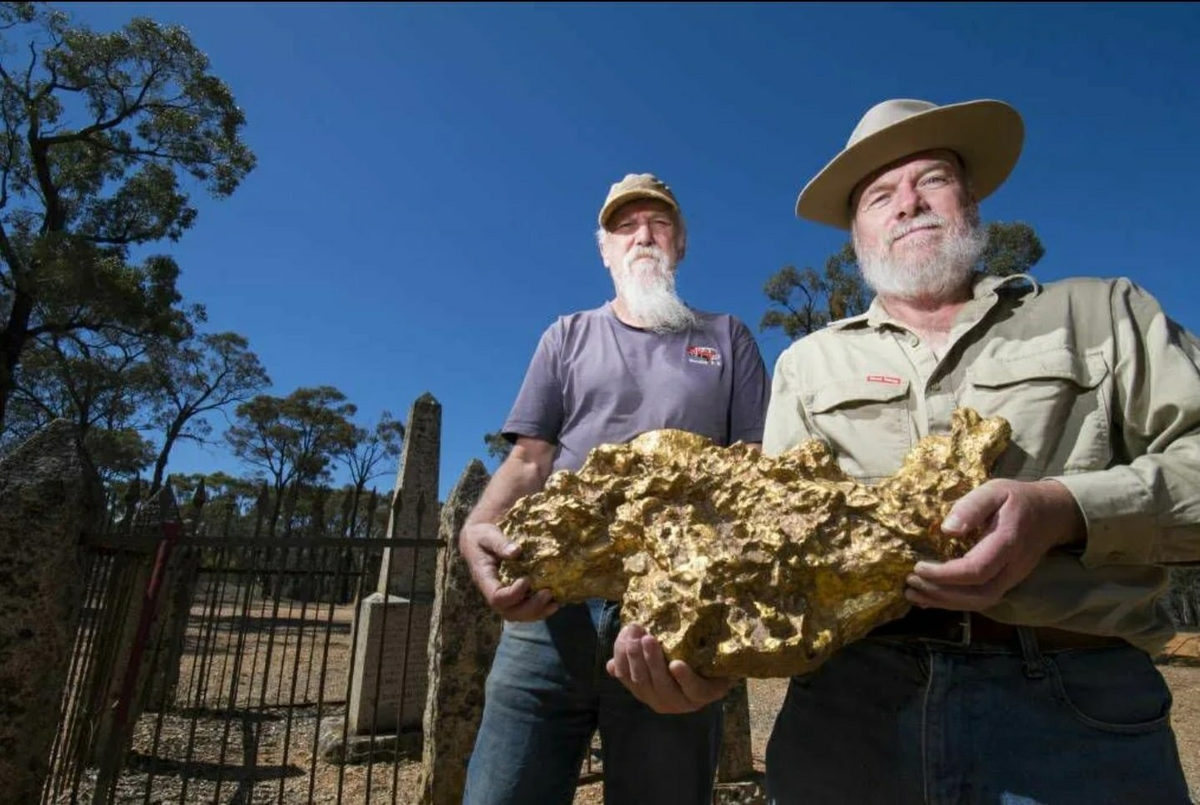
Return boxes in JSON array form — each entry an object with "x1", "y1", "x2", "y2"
[
  {"x1": 614, "y1": 248, "x2": 696, "y2": 333},
  {"x1": 856, "y1": 215, "x2": 988, "y2": 303}
]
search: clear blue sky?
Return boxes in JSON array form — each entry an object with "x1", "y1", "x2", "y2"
[{"x1": 60, "y1": 2, "x2": 1200, "y2": 500}]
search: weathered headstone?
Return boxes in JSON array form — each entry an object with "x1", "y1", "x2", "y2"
[
  {"x1": 346, "y1": 393, "x2": 442, "y2": 739},
  {"x1": 347, "y1": 594, "x2": 435, "y2": 732},
  {"x1": 0, "y1": 421, "x2": 100, "y2": 802},
  {"x1": 418, "y1": 459, "x2": 498, "y2": 805}
]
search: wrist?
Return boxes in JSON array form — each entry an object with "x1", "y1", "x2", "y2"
[{"x1": 1037, "y1": 478, "x2": 1086, "y2": 547}]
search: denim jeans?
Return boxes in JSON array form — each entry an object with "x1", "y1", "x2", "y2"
[
  {"x1": 463, "y1": 599, "x2": 723, "y2": 805},
  {"x1": 765, "y1": 630, "x2": 1191, "y2": 804}
]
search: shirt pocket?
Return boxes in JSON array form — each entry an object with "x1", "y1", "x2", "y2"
[
  {"x1": 805, "y1": 378, "x2": 912, "y2": 481},
  {"x1": 965, "y1": 347, "x2": 1111, "y2": 477}
]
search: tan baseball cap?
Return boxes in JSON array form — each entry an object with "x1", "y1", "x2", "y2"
[
  {"x1": 598, "y1": 173, "x2": 680, "y2": 227},
  {"x1": 796, "y1": 98, "x2": 1024, "y2": 229}
]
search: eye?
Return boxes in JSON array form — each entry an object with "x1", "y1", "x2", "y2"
[
  {"x1": 865, "y1": 192, "x2": 889, "y2": 210},
  {"x1": 921, "y1": 173, "x2": 949, "y2": 187}
]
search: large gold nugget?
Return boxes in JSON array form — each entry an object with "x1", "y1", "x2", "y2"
[{"x1": 498, "y1": 408, "x2": 1011, "y2": 678}]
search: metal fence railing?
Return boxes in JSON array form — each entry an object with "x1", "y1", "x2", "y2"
[{"x1": 43, "y1": 534, "x2": 443, "y2": 805}]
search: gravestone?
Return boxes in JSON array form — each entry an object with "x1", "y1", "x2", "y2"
[
  {"x1": 347, "y1": 594, "x2": 435, "y2": 732},
  {"x1": 346, "y1": 393, "x2": 442, "y2": 738}
]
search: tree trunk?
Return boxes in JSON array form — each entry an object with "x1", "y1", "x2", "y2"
[
  {"x1": 0, "y1": 288, "x2": 34, "y2": 434},
  {"x1": 280, "y1": 479, "x2": 301, "y2": 537},
  {"x1": 149, "y1": 416, "x2": 187, "y2": 494},
  {"x1": 268, "y1": 480, "x2": 285, "y2": 537},
  {"x1": 346, "y1": 481, "x2": 364, "y2": 539}
]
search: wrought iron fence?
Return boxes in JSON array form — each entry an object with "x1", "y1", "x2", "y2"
[{"x1": 43, "y1": 533, "x2": 443, "y2": 805}]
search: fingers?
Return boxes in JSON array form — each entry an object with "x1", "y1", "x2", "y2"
[
  {"x1": 611, "y1": 623, "x2": 647, "y2": 685},
  {"x1": 912, "y1": 531, "x2": 1009, "y2": 586},
  {"x1": 607, "y1": 624, "x2": 729, "y2": 714},
  {"x1": 905, "y1": 570, "x2": 1010, "y2": 611},
  {"x1": 497, "y1": 585, "x2": 559, "y2": 622},
  {"x1": 461, "y1": 523, "x2": 557, "y2": 621},
  {"x1": 910, "y1": 479, "x2": 1076, "y2": 611},
  {"x1": 669, "y1": 660, "x2": 733, "y2": 705},
  {"x1": 941, "y1": 480, "x2": 1007, "y2": 535}
]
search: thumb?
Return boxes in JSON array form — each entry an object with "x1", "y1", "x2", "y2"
[{"x1": 943, "y1": 481, "x2": 1007, "y2": 535}]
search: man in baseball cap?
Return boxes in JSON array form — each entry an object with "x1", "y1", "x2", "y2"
[
  {"x1": 461, "y1": 172, "x2": 770, "y2": 804},
  {"x1": 763, "y1": 98, "x2": 1196, "y2": 801}
]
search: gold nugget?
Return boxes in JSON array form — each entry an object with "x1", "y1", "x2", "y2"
[{"x1": 500, "y1": 408, "x2": 1010, "y2": 678}]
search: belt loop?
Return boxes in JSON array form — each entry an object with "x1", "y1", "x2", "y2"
[
  {"x1": 1016, "y1": 626, "x2": 1046, "y2": 679},
  {"x1": 959, "y1": 611, "x2": 972, "y2": 646}
]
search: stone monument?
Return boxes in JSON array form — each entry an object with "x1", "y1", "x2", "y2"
[{"x1": 347, "y1": 393, "x2": 442, "y2": 736}]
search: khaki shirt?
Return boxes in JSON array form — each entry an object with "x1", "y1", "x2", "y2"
[{"x1": 763, "y1": 273, "x2": 1200, "y2": 653}]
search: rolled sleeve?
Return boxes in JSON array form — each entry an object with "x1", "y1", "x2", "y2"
[
  {"x1": 1051, "y1": 468, "x2": 1158, "y2": 566},
  {"x1": 1053, "y1": 279, "x2": 1200, "y2": 567}
]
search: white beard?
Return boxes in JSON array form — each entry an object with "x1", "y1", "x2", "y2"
[
  {"x1": 612, "y1": 246, "x2": 696, "y2": 333},
  {"x1": 855, "y1": 212, "x2": 988, "y2": 303}
]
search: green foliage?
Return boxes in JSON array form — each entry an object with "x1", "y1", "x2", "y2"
[
  {"x1": 225, "y1": 386, "x2": 358, "y2": 535},
  {"x1": 0, "y1": 2, "x2": 255, "y2": 431},
  {"x1": 338, "y1": 411, "x2": 405, "y2": 538},
  {"x1": 483, "y1": 429, "x2": 512, "y2": 462},
  {"x1": 340, "y1": 411, "x2": 405, "y2": 490},
  {"x1": 146, "y1": 330, "x2": 270, "y2": 492},
  {"x1": 980, "y1": 221, "x2": 1045, "y2": 278},
  {"x1": 760, "y1": 242, "x2": 868, "y2": 340},
  {"x1": 4, "y1": 324, "x2": 157, "y2": 477},
  {"x1": 761, "y1": 222, "x2": 1046, "y2": 341}
]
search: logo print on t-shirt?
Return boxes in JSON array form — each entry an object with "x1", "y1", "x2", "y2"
[
  {"x1": 866, "y1": 375, "x2": 902, "y2": 384},
  {"x1": 687, "y1": 345, "x2": 722, "y2": 366}
]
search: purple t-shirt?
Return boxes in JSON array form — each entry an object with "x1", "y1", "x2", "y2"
[{"x1": 503, "y1": 303, "x2": 770, "y2": 473}]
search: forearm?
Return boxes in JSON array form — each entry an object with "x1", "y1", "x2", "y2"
[
  {"x1": 467, "y1": 459, "x2": 549, "y2": 526},
  {"x1": 464, "y1": 437, "x2": 556, "y2": 530}
]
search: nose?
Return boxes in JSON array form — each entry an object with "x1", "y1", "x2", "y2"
[
  {"x1": 893, "y1": 180, "x2": 925, "y2": 220},
  {"x1": 633, "y1": 220, "x2": 654, "y2": 245}
]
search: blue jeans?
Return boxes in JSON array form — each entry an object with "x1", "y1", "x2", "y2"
[
  {"x1": 463, "y1": 600, "x2": 723, "y2": 805},
  {"x1": 766, "y1": 630, "x2": 1190, "y2": 804}
]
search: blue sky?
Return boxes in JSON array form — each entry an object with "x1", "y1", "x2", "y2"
[{"x1": 59, "y1": 2, "x2": 1200, "y2": 499}]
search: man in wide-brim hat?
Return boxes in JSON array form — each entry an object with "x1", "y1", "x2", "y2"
[{"x1": 761, "y1": 98, "x2": 1197, "y2": 801}]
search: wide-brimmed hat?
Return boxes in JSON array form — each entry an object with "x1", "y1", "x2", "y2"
[
  {"x1": 598, "y1": 173, "x2": 680, "y2": 227},
  {"x1": 796, "y1": 98, "x2": 1024, "y2": 229}
]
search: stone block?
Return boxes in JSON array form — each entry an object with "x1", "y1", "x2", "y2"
[
  {"x1": 0, "y1": 422, "x2": 100, "y2": 802},
  {"x1": 347, "y1": 593, "x2": 433, "y2": 734}
]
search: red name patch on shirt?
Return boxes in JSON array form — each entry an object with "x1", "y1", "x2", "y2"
[
  {"x1": 687, "y1": 345, "x2": 722, "y2": 366},
  {"x1": 866, "y1": 375, "x2": 902, "y2": 384}
]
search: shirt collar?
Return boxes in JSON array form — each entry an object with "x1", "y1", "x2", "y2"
[{"x1": 830, "y1": 272, "x2": 1041, "y2": 331}]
